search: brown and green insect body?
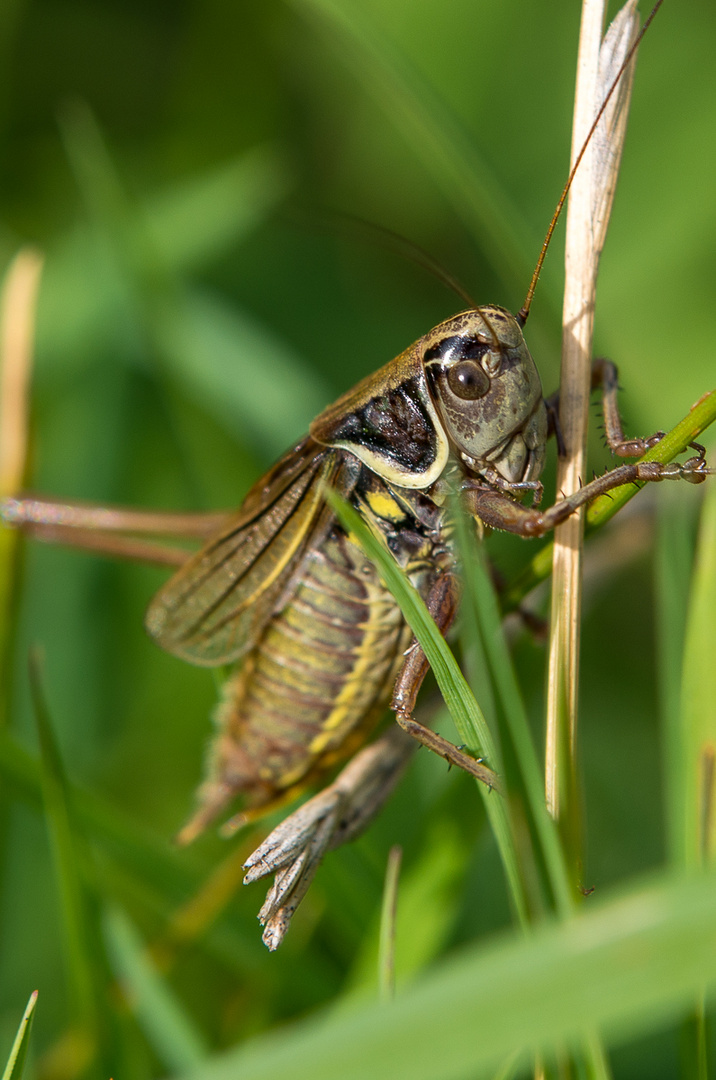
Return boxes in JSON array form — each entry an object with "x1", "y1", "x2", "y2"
[
  {"x1": 147, "y1": 305, "x2": 551, "y2": 838},
  {"x1": 6, "y1": 292, "x2": 704, "y2": 841},
  {"x1": 192, "y1": 526, "x2": 416, "y2": 840}
]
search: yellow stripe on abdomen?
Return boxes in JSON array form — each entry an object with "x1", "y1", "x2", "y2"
[{"x1": 195, "y1": 527, "x2": 413, "y2": 821}]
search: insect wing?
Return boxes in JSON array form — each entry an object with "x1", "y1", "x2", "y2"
[{"x1": 145, "y1": 438, "x2": 359, "y2": 665}]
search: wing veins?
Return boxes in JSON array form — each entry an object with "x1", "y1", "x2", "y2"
[
  {"x1": 177, "y1": 468, "x2": 329, "y2": 643},
  {"x1": 169, "y1": 455, "x2": 324, "y2": 608}
]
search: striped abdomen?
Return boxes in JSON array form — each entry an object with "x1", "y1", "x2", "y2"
[{"x1": 188, "y1": 526, "x2": 414, "y2": 833}]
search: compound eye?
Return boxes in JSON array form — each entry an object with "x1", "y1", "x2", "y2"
[{"x1": 447, "y1": 359, "x2": 490, "y2": 400}]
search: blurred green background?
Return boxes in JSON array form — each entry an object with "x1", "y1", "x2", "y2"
[{"x1": 1, "y1": 0, "x2": 715, "y2": 1077}]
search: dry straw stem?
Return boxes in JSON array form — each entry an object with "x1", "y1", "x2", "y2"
[
  {"x1": 545, "y1": 0, "x2": 640, "y2": 825},
  {"x1": 0, "y1": 248, "x2": 43, "y2": 498},
  {"x1": 0, "y1": 248, "x2": 44, "y2": 714}
]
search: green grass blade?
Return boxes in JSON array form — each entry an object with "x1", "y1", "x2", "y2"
[
  {"x1": 0, "y1": 248, "x2": 42, "y2": 728},
  {"x1": 325, "y1": 493, "x2": 498, "y2": 763},
  {"x1": 103, "y1": 906, "x2": 210, "y2": 1073},
  {"x1": 488, "y1": 1049, "x2": 522, "y2": 1080},
  {"x1": 324, "y1": 489, "x2": 529, "y2": 928},
  {"x1": 586, "y1": 400, "x2": 716, "y2": 531},
  {"x1": 1, "y1": 991, "x2": 37, "y2": 1080},
  {"x1": 349, "y1": 819, "x2": 469, "y2": 999},
  {"x1": 454, "y1": 513, "x2": 572, "y2": 918},
  {"x1": 680, "y1": 481, "x2": 716, "y2": 871},
  {"x1": 660, "y1": 479, "x2": 716, "y2": 1079},
  {"x1": 28, "y1": 650, "x2": 101, "y2": 1046},
  {"x1": 455, "y1": 516, "x2": 610, "y2": 1080},
  {"x1": 0, "y1": 729, "x2": 271, "y2": 980},
  {"x1": 387, "y1": 821, "x2": 469, "y2": 986},
  {"x1": 0, "y1": 728, "x2": 204, "y2": 890},
  {"x1": 0, "y1": 519, "x2": 19, "y2": 722},
  {"x1": 168, "y1": 868, "x2": 716, "y2": 1080},
  {"x1": 377, "y1": 845, "x2": 401, "y2": 1002},
  {"x1": 654, "y1": 488, "x2": 698, "y2": 867}
]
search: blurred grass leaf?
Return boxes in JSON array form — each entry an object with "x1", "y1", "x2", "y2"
[
  {"x1": 679, "y1": 483, "x2": 716, "y2": 870},
  {"x1": 655, "y1": 486, "x2": 699, "y2": 867},
  {"x1": 0, "y1": 728, "x2": 270, "y2": 980},
  {"x1": 155, "y1": 288, "x2": 329, "y2": 456},
  {"x1": 287, "y1": 0, "x2": 538, "y2": 302},
  {"x1": 28, "y1": 650, "x2": 102, "y2": 1045},
  {"x1": 35, "y1": 102, "x2": 324, "y2": 459},
  {"x1": 169, "y1": 868, "x2": 716, "y2": 1080},
  {"x1": 143, "y1": 144, "x2": 293, "y2": 273},
  {"x1": 349, "y1": 820, "x2": 468, "y2": 997},
  {"x1": 377, "y1": 844, "x2": 401, "y2": 1002},
  {"x1": 103, "y1": 905, "x2": 210, "y2": 1073}
]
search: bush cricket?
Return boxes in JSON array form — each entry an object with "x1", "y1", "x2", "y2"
[{"x1": 1, "y1": 0, "x2": 713, "y2": 950}]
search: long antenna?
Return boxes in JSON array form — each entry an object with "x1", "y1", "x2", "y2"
[
  {"x1": 315, "y1": 210, "x2": 479, "y2": 310},
  {"x1": 323, "y1": 212, "x2": 503, "y2": 350},
  {"x1": 517, "y1": 0, "x2": 663, "y2": 326}
]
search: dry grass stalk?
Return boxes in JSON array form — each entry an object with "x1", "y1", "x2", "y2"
[
  {"x1": 0, "y1": 248, "x2": 44, "y2": 716},
  {"x1": 0, "y1": 248, "x2": 44, "y2": 498},
  {"x1": 545, "y1": 0, "x2": 640, "y2": 824}
]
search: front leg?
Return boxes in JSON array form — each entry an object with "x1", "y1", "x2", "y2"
[
  {"x1": 544, "y1": 358, "x2": 707, "y2": 461},
  {"x1": 391, "y1": 569, "x2": 502, "y2": 793},
  {"x1": 591, "y1": 358, "x2": 708, "y2": 460},
  {"x1": 487, "y1": 359, "x2": 710, "y2": 537},
  {"x1": 464, "y1": 453, "x2": 708, "y2": 539}
]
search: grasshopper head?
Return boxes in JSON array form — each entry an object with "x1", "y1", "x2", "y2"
[{"x1": 422, "y1": 305, "x2": 548, "y2": 486}]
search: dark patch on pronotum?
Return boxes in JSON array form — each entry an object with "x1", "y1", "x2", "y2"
[{"x1": 329, "y1": 374, "x2": 439, "y2": 473}]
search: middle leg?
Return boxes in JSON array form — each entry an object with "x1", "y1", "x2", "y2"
[{"x1": 390, "y1": 569, "x2": 502, "y2": 793}]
